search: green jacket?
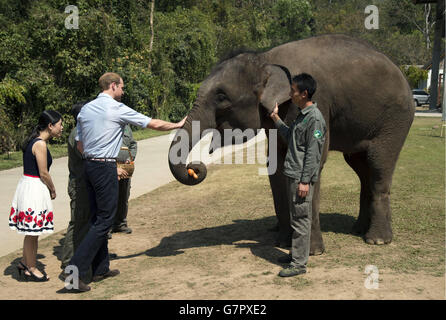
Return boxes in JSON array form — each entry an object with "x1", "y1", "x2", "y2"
[
  {"x1": 275, "y1": 103, "x2": 326, "y2": 183},
  {"x1": 117, "y1": 124, "x2": 137, "y2": 163}
]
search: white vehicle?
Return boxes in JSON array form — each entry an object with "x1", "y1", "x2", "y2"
[{"x1": 412, "y1": 89, "x2": 430, "y2": 106}]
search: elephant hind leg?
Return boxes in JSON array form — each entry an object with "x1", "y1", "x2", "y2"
[
  {"x1": 343, "y1": 151, "x2": 372, "y2": 236},
  {"x1": 345, "y1": 142, "x2": 397, "y2": 245}
]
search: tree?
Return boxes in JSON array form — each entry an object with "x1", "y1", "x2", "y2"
[{"x1": 401, "y1": 65, "x2": 428, "y2": 89}]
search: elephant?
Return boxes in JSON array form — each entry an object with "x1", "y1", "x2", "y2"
[{"x1": 168, "y1": 34, "x2": 414, "y2": 255}]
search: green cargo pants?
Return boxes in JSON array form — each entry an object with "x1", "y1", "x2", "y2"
[{"x1": 286, "y1": 177, "x2": 314, "y2": 270}]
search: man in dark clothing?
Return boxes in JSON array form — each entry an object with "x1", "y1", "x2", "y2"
[
  {"x1": 60, "y1": 102, "x2": 91, "y2": 273},
  {"x1": 269, "y1": 73, "x2": 326, "y2": 277},
  {"x1": 111, "y1": 124, "x2": 136, "y2": 235}
]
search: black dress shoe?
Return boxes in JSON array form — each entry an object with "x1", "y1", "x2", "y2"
[
  {"x1": 92, "y1": 269, "x2": 120, "y2": 282},
  {"x1": 112, "y1": 226, "x2": 132, "y2": 234},
  {"x1": 65, "y1": 279, "x2": 91, "y2": 293},
  {"x1": 25, "y1": 271, "x2": 50, "y2": 282},
  {"x1": 16, "y1": 261, "x2": 27, "y2": 277}
]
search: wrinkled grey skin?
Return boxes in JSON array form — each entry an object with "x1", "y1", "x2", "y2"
[{"x1": 168, "y1": 34, "x2": 414, "y2": 254}]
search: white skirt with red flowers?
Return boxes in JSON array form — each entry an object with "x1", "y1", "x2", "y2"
[{"x1": 8, "y1": 175, "x2": 54, "y2": 235}]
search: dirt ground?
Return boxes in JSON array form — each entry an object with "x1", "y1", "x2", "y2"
[{"x1": 0, "y1": 162, "x2": 444, "y2": 300}]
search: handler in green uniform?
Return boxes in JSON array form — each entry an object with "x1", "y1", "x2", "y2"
[
  {"x1": 111, "y1": 124, "x2": 137, "y2": 235},
  {"x1": 60, "y1": 102, "x2": 91, "y2": 272},
  {"x1": 269, "y1": 73, "x2": 326, "y2": 277}
]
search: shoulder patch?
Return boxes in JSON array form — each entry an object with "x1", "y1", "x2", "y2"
[{"x1": 314, "y1": 129, "x2": 323, "y2": 139}]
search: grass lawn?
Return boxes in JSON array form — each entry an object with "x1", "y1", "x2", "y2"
[{"x1": 0, "y1": 129, "x2": 170, "y2": 171}]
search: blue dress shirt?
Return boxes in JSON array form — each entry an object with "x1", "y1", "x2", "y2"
[{"x1": 76, "y1": 93, "x2": 151, "y2": 158}]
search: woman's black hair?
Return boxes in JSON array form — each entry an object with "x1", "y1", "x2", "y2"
[{"x1": 21, "y1": 110, "x2": 62, "y2": 152}]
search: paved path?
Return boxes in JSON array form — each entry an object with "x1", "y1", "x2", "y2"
[
  {"x1": 0, "y1": 130, "x2": 267, "y2": 257},
  {"x1": 415, "y1": 111, "x2": 443, "y2": 118}
]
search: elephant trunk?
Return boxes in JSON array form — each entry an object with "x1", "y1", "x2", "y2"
[{"x1": 168, "y1": 104, "x2": 215, "y2": 186}]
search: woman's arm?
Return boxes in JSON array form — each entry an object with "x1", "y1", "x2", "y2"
[{"x1": 33, "y1": 140, "x2": 56, "y2": 199}]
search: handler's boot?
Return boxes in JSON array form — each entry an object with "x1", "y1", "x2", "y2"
[{"x1": 278, "y1": 265, "x2": 306, "y2": 277}]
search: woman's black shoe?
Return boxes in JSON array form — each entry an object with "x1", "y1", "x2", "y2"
[
  {"x1": 16, "y1": 261, "x2": 26, "y2": 276},
  {"x1": 23, "y1": 267, "x2": 49, "y2": 282}
]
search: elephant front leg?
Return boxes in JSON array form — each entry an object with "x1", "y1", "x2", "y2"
[{"x1": 268, "y1": 171, "x2": 292, "y2": 247}]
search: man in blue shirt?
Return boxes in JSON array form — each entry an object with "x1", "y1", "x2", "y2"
[{"x1": 65, "y1": 72, "x2": 185, "y2": 292}]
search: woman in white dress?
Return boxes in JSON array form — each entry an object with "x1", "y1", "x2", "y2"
[{"x1": 8, "y1": 110, "x2": 63, "y2": 281}]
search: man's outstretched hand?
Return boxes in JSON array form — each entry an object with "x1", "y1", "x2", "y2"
[{"x1": 177, "y1": 116, "x2": 187, "y2": 128}]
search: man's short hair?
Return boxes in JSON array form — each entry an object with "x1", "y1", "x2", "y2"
[
  {"x1": 292, "y1": 73, "x2": 317, "y2": 100},
  {"x1": 71, "y1": 101, "x2": 88, "y2": 124},
  {"x1": 98, "y1": 72, "x2": 122, "y2": 91}
]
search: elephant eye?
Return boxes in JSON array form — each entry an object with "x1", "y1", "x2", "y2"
[{"x1": 217, "y1": 93, "x2": 227, "y2": 102}]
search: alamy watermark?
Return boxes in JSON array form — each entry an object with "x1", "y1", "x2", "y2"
[
  {"x1": 65, "y1": 5, "x2": 79, "y2": 29},
  {"x1": 364, "y1": 265, "x2": 379, "y2": 289},
  {"x1": 365, "y1": 5, "x2": 379, "y2": 30},
  {"x1": 64, "y1": 265, "x2": 79, "y2": 290}
]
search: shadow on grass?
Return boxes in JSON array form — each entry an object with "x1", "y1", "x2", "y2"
[
  {"x1": 319, "y1": 212, "x2": 357, "y2": 235},
  {"x1": 48, "y1": 213, "x2": 359, "y2": 270},
  {"x1": 52, "y1": 231, "x2": 118, "y2": 271},
  {"x1": 110, "y1": 213, "x2": 359, "y2": 267},
  {"x1": 3, "y1": 254, "x2": 48, "y2": 282},
  {"x1": 109, "y1": 216, "x2": 289, "y2": 266},
  {"x1": 52, "y1": 236, "x2": 64, "y2": 267}
]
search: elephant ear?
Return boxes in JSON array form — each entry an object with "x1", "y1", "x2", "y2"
[{"x1": 259, "y1": 64, "x2": 292, "y2": 114}]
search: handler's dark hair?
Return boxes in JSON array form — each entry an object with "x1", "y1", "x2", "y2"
[
  {"x1": 71, "y1": 101, "x2": 88, "y2": 125},
  {"x1": 21, "y1": 110, "x2": 62, "y2": 152},
  {"x1": 292, "y1": 73, "x2": 317, "y2": 100}
]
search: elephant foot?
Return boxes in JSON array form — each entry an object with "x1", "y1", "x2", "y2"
[
  {"x1": 310, "y1": 241, "x2": 325, "y2": 256},
  {"x1": 310, "y1": 248, "x2": 325, "y2": 256},
  {"x1": 364, "y1": 227, "x2": 392, "y2": 245}
]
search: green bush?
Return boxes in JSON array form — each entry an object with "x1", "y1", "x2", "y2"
[{"x1": 401, "y1": 65, "x2": 428, "y2": 89}]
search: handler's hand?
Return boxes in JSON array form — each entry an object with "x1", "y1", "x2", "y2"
[
  {"x1": 298, "y1": 183, "x2": 309, "y2": 198},
  {"x1": 269, "y1": 102, "x2": 279, "y2": 120},
  {"x1": 117, "y1": 167, "x2": 129, "y2": 180}
]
